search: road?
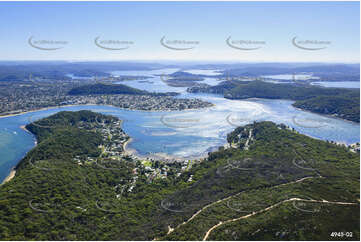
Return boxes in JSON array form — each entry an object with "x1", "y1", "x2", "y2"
[
  {"x1": 203, "y1": 198, "x2": 358, "y2": 240},
  {"x1": 164, "y1": 175, "x2": 323, "y2": 238}
]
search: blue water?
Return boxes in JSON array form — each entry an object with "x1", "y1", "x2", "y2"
[
  {"x1": 66, "y1": 74, "x2": 94, "y2": 80},
  {"x1": 0, "y1": 114, "x2": 37, "y2": 183},
  {"x1": 112, "y1": 68, "x2": 224, "y2": 92},
  {"x1": 311, "y1": 81, "x2": 360, "y2": 89},
  {"x1": 262, "y1": 74, "x2": 319, "y2": 80},
  {"x1": 182, "y1": 69, "x2": 222, "y2": 76},
  {"x1": 0, "y1": 69, "x2": 359, "y2": 183}
]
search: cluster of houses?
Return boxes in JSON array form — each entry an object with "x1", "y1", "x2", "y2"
[{"x1": 72, "y1": 117, "x2": 197, "y2": 196}]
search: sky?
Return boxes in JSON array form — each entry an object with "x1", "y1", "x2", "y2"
[{"x1": 0, "y1": 1, "x2": 359, "y2": 63}]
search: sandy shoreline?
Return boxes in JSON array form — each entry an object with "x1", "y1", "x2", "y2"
[
  {"x1": 20, "y1": 125, "x2": 30, "y2": 133},
  {"x1": 122, "y1": 136, "x2": 210, "y2": 162},
  {"x1": 1, "y1": 167, "x2": 16, "y2": 185},
  {"x1": 123, "y1": 137, "x2": 133, "y2": 154},
  {"x1": 0, "y1": 104, "x2": 101, "y2": 119}
]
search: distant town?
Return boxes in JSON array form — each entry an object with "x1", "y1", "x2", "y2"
[{"x1": 0, "y1": 79, "x2": 213, "y2": 117}]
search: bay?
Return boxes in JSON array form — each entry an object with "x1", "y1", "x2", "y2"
[{"x1": 0, "y1": 95, "x2": 359, "y2": 183}]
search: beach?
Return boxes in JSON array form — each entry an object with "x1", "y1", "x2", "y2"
[
  {"x1": 122, "y1": 136, "x2": 209, "y2": 162},
  {"x1": 1, "y1": 167, "x2": 16, "y2": 185},
  {"x1": 20, "y1": 125, "x2": 30, "y2": 133},
  {"x1": 0, "y1": 104, "x2": 98, "y2": 119}
]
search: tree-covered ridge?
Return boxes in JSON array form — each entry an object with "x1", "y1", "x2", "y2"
[
  {"x1": 161, "y1": 122, "x2": 359, "y2": 240},
  {"x1": 68, "y1": 83, "x2": 149, "y2": 96},
  {"x1": 0, "y1": 112, "x2": 359, "y2": 240},
  {"x1": 225, "y1": 81, "x2": 358, "y2": 100},
  {"x1": 0, "y1": 61, "x2": 167, "y2": 81},
  {"x1": 293, "y1": 96, "x2": 360, "y2": 123},
  {"x1": 188, "y1": 80, "x2": 360, "y2": 122},
  {"x1": 67, "y1": 83, "x2": 180, "y2": 97}
]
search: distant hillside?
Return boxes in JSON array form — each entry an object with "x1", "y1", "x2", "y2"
[
  {"x1": 160, "y1": 71, "x2": 205, "y2": 87},
  {"x1": 224, "y1": 81, "x2": 358, "y2": 100},
  {"x1": 189, "y1": 80, "x2": 360, "y2": 123},
  {"x1": 293, "y1": 96, "x2": 360, "y2": 123},
  {"x1": 68, "y1": 83, "x2": 179, "y2": 96},
  {"x1": 0, "y1": 61, "x2": 171, "y2": 81},
  {"x1": 220, "y1": 63, "x2": 360, "y2": 81},
  {"x1": 68, "y1": 83, "x2": 148, "y2": 95},
  {"x1": 188, "y1": 80, "x2": 249, "y2": 95}
]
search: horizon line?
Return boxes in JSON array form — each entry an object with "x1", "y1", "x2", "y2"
[{"x1": 0, "y1": 60, "x2": 359, "y2": 65}]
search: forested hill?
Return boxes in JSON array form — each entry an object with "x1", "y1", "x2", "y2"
[
  {"x1": 68, "y1": 83, "x2": 148, "y2": 95},
  {"x1": 68, "y1": 83, "x2": 178, "y2": 96},
  {"x1": 188, "y1": 80, "x2": 360, "y2": 122},
  {"x1": 224, "y1": 81, "x2": 359, "y2": 100},
  {"x1": 293, "y1": 96, "x2": 360, "y2": 123},
  {"x1": 0, "y1": 112, "x2": 359, "y2": 240}
]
